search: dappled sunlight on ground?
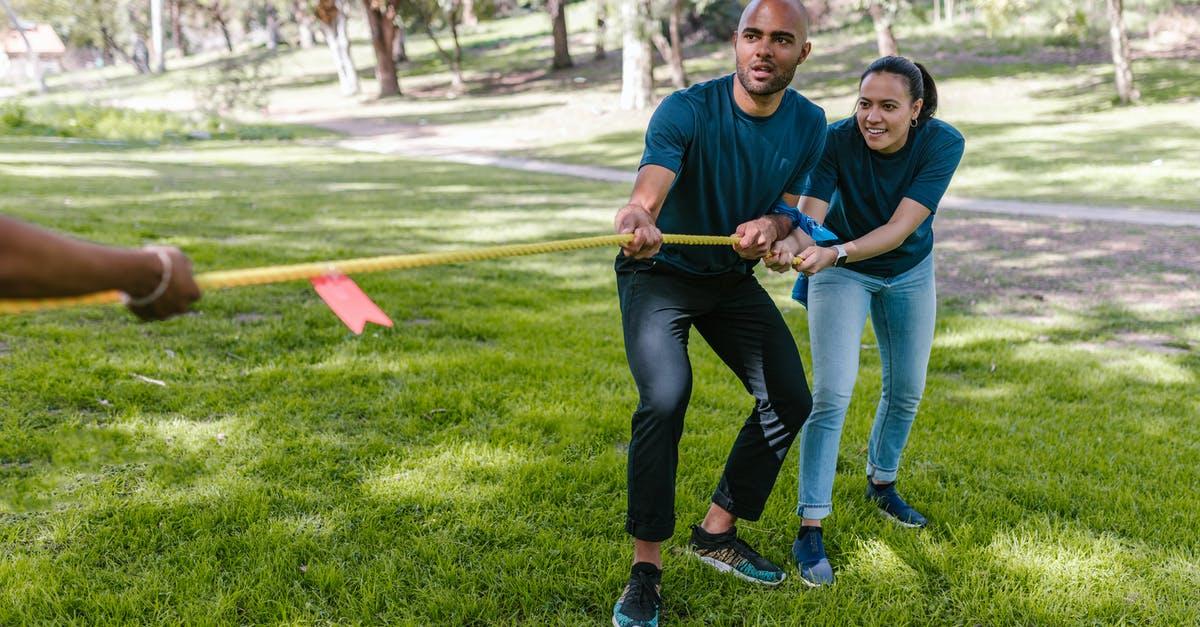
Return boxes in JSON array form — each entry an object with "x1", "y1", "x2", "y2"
[
  {"x1": 362, "y1": 441, "x2": 533, "y2": 504},
  {"x1": 838, "y1": 538, "x2": 922, "y2": 589}
]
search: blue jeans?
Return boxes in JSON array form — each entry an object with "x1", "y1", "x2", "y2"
[{"x1": 797, "y1": 254, "x2": 936, "y2": 520}]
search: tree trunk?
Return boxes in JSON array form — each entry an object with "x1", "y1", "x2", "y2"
[
  {"x1": 393, "y1": 19, "x2": 407, "y2": 62},
  {"x1": 317, "y1": 0, "x2": 360, "y2": 95},
  {"x1": 548, "y1": 0, "x2": 572, "y2": 69},
  {"x1": 1106, "y1": 0, "x2": 1139, "y2": 104},
  {"x1": 448, "y1": 8, "x2": 464, "y2": 88},
  {"x1": 461, "y1": 0, "x2": 477, "y2": 26},
  {"x1": 932, "y1": 0, "x2": 940, "y2": 26},
  {"x1": 594, "y1": 0, "x2": 606, "y2": 60},
  {"x1": 266, "y1": 4, "x2": 282, "y2": 50},
  {"x1": 945, "y1": 0, "x2": 954, "y2": 26},
  {"x1": 620, "y1": 0, "x2": 654, "y2": 109},
  {"x1": 363, "y1": 0, "x2": 400, "y2": 97},
  {"x1": 420, "y1": 20, "x2": 465, "y2": 90},
  {"x1": 100, "y1": 23, "x2": 130, "y2": 65},
  {"x1": 151, "y1": 0, "x2": 166, "y2": 72},
  {"x1": 867, "y1": 1, "x2": 898, "y2": 56},
  {"x1": 650, "y1": 0, "x2": 686, "y2": 88},
  {"x1": 212, "y1": 5, "x2": 234, "y2": 52},
  {"x1": 171, "y1": 0, "x2": 189, "y2": 56}
]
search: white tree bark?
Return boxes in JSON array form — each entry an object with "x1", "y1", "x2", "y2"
[
  {"x1": 620, "y1": 0, "x2": 654, "y2": 110},
  {"x1": 151, "y1": 0, "x2": 166, "y2": 72},
  {"x1": 1106, "y1": 0, "x2": 1139, "y2": 104},
  {"x1": 320, "y1": 0, "x2": 359, "y2": 96}
]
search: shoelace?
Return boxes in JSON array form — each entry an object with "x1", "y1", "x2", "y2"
[
  {"x1": 729, "y1": 536, "x2": 766, "y2": 565},
  {"x1": 625, "y1": 571, "x2": 660, "y2": 612}
]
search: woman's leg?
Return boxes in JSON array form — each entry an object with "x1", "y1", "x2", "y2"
[
  {"x1": 797, "y1": 268, "x2": 874, "y2": 521},
  {"x1": 866, "y1": 254, "x2": 937, "y2": 483}
]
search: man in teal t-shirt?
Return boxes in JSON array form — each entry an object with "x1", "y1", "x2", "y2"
[{"x1": 609, "y1": 0, "x2": 826, "y2": 624}]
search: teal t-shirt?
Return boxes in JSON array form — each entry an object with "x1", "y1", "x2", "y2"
[
  {"x1": 625, "y1": 74, "x2": 827, "y2": 276},
  {"x1": 800, "y1": 117, "x2": 965, "y2": 277}
]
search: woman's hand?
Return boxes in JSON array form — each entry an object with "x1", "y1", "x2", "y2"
[{"x1": 794, "y1": 245, "x2": 839, "y2": 275}]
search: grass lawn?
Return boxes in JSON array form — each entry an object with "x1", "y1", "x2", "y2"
[{"x1": 1, "y1": 136, "x2": 1198, "y2": 623}]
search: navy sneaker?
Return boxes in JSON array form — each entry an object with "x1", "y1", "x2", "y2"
[
  {"x1": 866, "y1": 481, "x2": 928, "y2": 528},
  {"x1": 612, "y1": 562, "x2": 661, "y2": 627},
  {"x1": 792, "y1": 526, "x2": 835, "y2": 587},
  {"x1": 688, "y1": 525, "x2": 785, "y2": 586}
]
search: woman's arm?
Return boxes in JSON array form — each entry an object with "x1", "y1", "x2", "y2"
[
  {"x1": 793, "y1": 198, "x2": 931, "y2": 274},
  {"x1": 764, "y1": 195, "x2": 828, "y2": 272}
]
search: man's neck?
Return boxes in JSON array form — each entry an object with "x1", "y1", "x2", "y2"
[{"x1": 732, "y1": 79, "x2": 786, "y2": 117}]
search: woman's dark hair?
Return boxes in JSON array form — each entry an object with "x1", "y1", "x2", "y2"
[{"x1": 859, "y1": 56, "x2": 938, "y2": 124}]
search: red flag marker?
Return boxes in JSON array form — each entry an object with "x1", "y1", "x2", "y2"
[{"x1": 310, "y1": 274, "x2": 393, "y2": 335}]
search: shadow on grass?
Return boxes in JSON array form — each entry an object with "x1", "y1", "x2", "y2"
[{"x1": 2, "y1": 140, "x2": 1199, "y2": 623}]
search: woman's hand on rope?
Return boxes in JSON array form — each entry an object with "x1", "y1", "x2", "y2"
[
  {"x1": 794, "y1": 245, "x2": 838, "y2": 276},
  {"x1": 614, "y1": 204, "x2": 663, "y2": 259}
]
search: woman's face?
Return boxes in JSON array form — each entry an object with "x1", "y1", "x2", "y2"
[{"x1": 856, "y1": 71, "x2": 923, "y2": 154}]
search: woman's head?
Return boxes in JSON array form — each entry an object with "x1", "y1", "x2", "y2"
[{"x1": 855, "y1": 56, "x2": 938, "y2": 154}]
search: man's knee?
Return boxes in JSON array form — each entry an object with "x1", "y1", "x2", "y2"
[
  {"x1": 632, "y1": 378, "x2": 691, "y2": 430},
  {"x1": 764, "y1": 388, "x2": 812, "y2": 431}
]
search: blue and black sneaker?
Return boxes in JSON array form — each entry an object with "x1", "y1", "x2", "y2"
[
  {"x1": 612, "y1": 562, "x2": 661, "y2": 627},
  {"x1": 866, "y1": 481, "x2": 928, "y2": 528},
  {"x1": 688, "y1": 525, "x2": 785, "y2": 586},
  {"x1": 792, "y1": 526, "x2": 835, "y2": 587}
]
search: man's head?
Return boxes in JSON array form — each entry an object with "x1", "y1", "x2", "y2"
[{"x1": 732, "y1": 0, "x2": 812, "y2": 97}]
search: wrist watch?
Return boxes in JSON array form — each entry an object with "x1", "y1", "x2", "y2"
[{"x1": 832, "y1": 244, "x2": 848, "y2": 267}]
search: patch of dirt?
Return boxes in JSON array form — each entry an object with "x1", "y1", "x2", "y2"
[{"x1": 936, "y1": 212, "x2": 1200, "y2": 349}]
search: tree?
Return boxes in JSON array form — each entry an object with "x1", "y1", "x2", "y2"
[
  {"x1": 593, "y1": 0, "x2": 606, "y2": 60},
  {"x1": 315, "y1": 0, "x2": 360, "y2": 94},
  {"x1": 170, "y1": 0, "x2": 190, "y2": 55},
  {"x1": 1105, "y1": 0, "x2": 1139, "y2": 104},
  {"x1": 620, "y1": 0, "x2": 653, "y2": 109},
  {"x1": 151, "y1": 0, "x2": 166, "y2": 71},
  {"x1": 399, "y1": 0, "x2": 465, "y2": 89},
  {"x1": 547, "y1": 0, "x2": 571, "y2": 68},
  {"x1": 649, "y1": 0, "x2": 686, "y2": 88},
  {"x1": 363, "y1": 0, "x2": 401, "y2": 96},
  {"x1": 866, "y1": 0, "x2": 897, "y2": 56}
]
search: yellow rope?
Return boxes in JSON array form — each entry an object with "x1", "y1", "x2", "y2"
[{"x1": 0, "y1": 234, "x2": 739, "y2": 315}]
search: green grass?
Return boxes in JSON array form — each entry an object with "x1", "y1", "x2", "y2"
[{"x1": 1, "y1": 137, "x2": 1198, "y2": 623}]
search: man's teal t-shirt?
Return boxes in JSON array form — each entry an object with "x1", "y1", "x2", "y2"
[
  {"x1": 800, "y1": 116, "x2": 965, "y2": 277},
  {"x1": 624, "y1": 74, "x2": 827, "y2": 276}
]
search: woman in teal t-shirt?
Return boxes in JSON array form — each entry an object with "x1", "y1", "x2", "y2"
[{"x1": 766, "y1": 56, "x2": 965, "y2": 587}]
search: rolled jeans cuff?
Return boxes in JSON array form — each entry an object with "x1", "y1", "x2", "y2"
[
  {"x1": 626, "y1": 516, "x2": 674, "y2": 543},
  {"x1": 797, "y1": 503, "x2": 832, "y2": 520},
  {"x1": 712, "y1": 489, "x2": 763, "y2": 522},
  {"x1": 867, "y1": 462, "x2": 899, "y2": 483}
]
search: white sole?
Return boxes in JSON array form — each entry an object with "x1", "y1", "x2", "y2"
[{"x1": 695, "y1": 555, "x2": 785, "y2": 587}]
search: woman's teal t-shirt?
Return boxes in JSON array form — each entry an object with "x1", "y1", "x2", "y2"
[{"x1": 800, "y1": 116, "x2": 965, "y2": 277}]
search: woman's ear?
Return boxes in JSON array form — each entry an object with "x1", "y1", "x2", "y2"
[{"x1": 911, "y1": 97, "x2": 924, "y2": 122}]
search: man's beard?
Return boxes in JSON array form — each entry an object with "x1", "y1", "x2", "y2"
[{"x1": 735, "y1": 62, "x2": 796, "y2": 96}]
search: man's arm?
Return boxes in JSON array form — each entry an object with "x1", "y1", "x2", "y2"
[
  {"x1": 614, "y1": 164, "x2": 676, "y2": 259},
  {"x1": 0, "y1": 216, "x2": 201, "y2": 320}
]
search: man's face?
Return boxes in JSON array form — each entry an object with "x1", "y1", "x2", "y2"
[{"x1": 733, "y1": 0, "x2": 811, "y2": 96}]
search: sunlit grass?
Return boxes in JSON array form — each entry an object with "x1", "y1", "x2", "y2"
[{"x1": 0, "y1": 125, "x2": 1198, "y2": 622}]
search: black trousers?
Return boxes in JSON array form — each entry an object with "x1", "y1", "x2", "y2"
[{"x1": 617, "y1": 261, "x2": 813, "y2": 542}]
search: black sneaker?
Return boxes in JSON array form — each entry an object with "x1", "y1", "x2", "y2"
[
  {"x1": 612, "y1": 562, "x2": 661, "y2": 627},
  {"x1": 866, "y1": 481, "x2": 928, "y2": 528},
  {"x1": 688, "y1": 524, "x2": 786, "y2": 586}
]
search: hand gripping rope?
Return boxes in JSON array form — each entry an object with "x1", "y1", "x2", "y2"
[{"x1": 0, "y1": 234, "x2": 740, "y2": 315}]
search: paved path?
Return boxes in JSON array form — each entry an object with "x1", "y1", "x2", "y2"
[{"x1": 323, "y1": 123, "x2": 1200, "y2": 228}]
